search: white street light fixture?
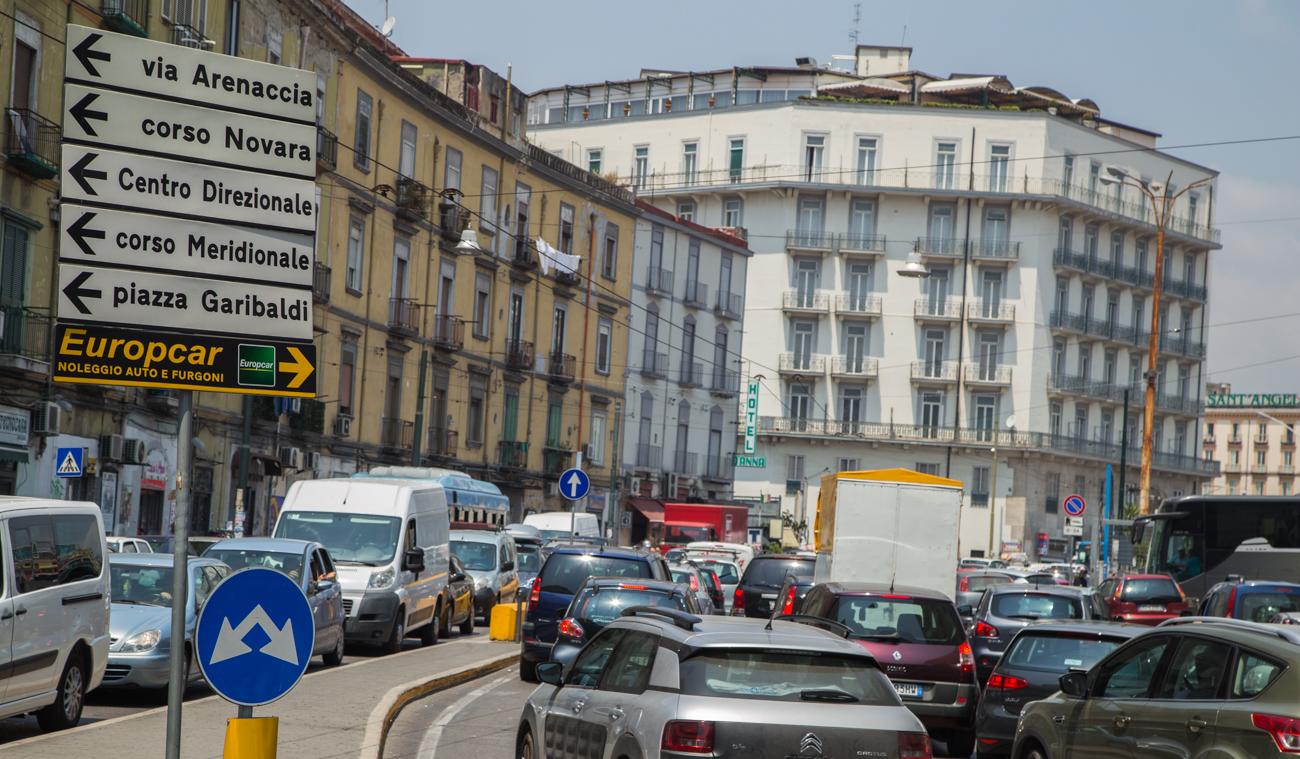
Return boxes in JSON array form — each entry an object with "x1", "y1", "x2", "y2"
[
  {"x1": 454, "y1": 229, "x2": 483, "y2": 256},
  {"x1": 898, "y1": 253, "x2": 930, "y2": 278}
]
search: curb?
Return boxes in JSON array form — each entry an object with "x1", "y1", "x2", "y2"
[{"x1": 362, "y1": 650, "x2": 518, "y2": 759}]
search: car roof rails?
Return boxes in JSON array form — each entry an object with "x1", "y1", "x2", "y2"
[
  {"x1": 1159, "y1": 615, "x2": 1300, "y2": 645},
  {"x1": 619, "y1": 605, "x2": 703, "y2": 631},
  {"x1": 775, "y1": 614, "x2": 851, "y2": 639}
]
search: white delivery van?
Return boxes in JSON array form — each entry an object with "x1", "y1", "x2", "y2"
[
  {"x1": 813, "y1": 469, "x2": 962, "y2": 599},
  {"x1": 0, "y1": 498, "x2": 109, "y2": 731},
  {"x1": 523, "y1": 511, "x2": 600, "y2": 540},
  {"x1": 684, "y1": 541, "x2": 756, "y2": 570},
  {"x1": 274, "y1": 479, "x2": 450, "y2": 653}
]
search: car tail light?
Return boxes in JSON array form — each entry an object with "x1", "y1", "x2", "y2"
[
  {"x1": 986, "y1": 673, "x2": 1028, "y2": 690},
  {"x1": 619, "y1": 584, "x2": 648, "y2": 590},
  {"x1": 898, "y1": 731, "x2": 932, "y2": 759},
  {"x1": 958, "y1": 641, "x2": 974, "y2": 675},
  {"x1": 732, "y1": 586, "x2": 745, "y2": 614},
  {"x1": 709, "y1": 572, "x2": 723, "y2": 595},
  {"x1": 662, "y1": 720, "x2": 715, "y2": 753},
  {"x1": 1252, "y1": 713, "x2": 1300, "y2": 753},
  {"x1": 959, "y1": 576, "x2": 970, "y2": 592},
  {"x1": 688, "y1": 574, "x2": 700, "y2": 592},
  {"x1": 528, "y1": 578, "x2": 541, "y2": 610},
  {"x1": 557, "y1": 617, "x2": 584, "y2": 640},
  {"x1": 781, "y1": 584, "x2": 797, "y2": 615},
  {"x1": 973, "y1": 620, "x2": 999, "y2": 638}
]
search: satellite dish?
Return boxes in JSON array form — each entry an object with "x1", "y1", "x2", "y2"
[
  {"x1": 380, "y1": 16, "x2": 396, "y2": 37},
  {"x1": 1005, "y1": 415, "x2": 1018, "y2": 430}
]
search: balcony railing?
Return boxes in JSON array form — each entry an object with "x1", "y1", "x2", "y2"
[
  {"x1": 0, "y1": 306, "x2": 51, "y2": 364},
  {"x1": 705, "y1": 454, "x2": 735, "y2": 482},
  {"x1": 312, "y1": 263, "x2": 331, "y2": 302},
  {"x1": 911, "y1": 360, "x2": 960, "y2": 382},
  {"x1": 646, "y1": 267, "x2": 674, "y2": 297},
  {"x1": 427, "y1": 427, "x2": 458, "y2": 459},
  {"x1": 914, "y1": 298, "x2": 962, "y2": 320},
  {"x1": 506, "y1": 339, "x2": 534, "y2": 371},
  {"x1": 967, "y1": 300, "x2": 1015, "y2": 323},
  {"x1": 432, "y1": 315, "x2": 464, "y2": 351},
  {"x1": 511, "y1": 238, "x2": 538, "y2": 269},
  {"x1": 101, "y1": 0, "x2": 148, "y2": 36},
  {"x1": 683, "y1": 280, "x2": 709, "y2": 309},
  {"x1": 782, "y1": 289, "x2": 830, "y2": 313},
  {"x1": 840, "y1": 234, "x2": 888, "y2": 254},
  {"x1": 171, "y1": 22, "x2": 205, "y2": 48},
  {"x1": 543, "y1": 447, "x2": 571, "y2": 477},
  {"x1": 715, "y1": 292, "x2": 744, "y2": 320},
  {"x1": 1049, "y1": 310, "x2": 1088, "y2": 333},
  {"x1": 1164, "y1": 277, "x2": 1207, "y2": 302},
  {"x1": 779, "y1": 353, "x2": 826, "y2": 374},
  {"x1": 395, "y1": 176, "x2": 429, "y2": 220},
  {"x1": 673, "y1": 451, "x2": 699, "y2": 476},
  {"x1": 547, "y1": 352, "x2": 576, "y2": 382},
  {"x1": 640, "y1": 349, "x2": 668, "y2": 379},
  {"x1": 786, "y1": 230, "x2": 835, "y2": 251},
  {"x1": 497, "y1": 440, "x2": 529, "y2": 469},
  {"x1": 387, "y1": 297, "x2": 419, "y2": 335},
  {"x1": 836, "y1": 292, "x2": 882, "y2": 316},
  {"x1": 679, "y1": 361, "x2": 704, "y2": 388},
  {"x1": 439, "y1": 200, "x2": 467, "y2": 243},
  {"x1": 635, "y1": 443, "x2": 663, "y2": 470},
  {"x1": 915, "y1": 237, "x2": 965, "y2": 257},
  {"x1": 832, "y1": 356, "x2": 879, "y2": 378},
  {"x1": 970, "y1": 240, "x2": 1022, "y2": 260},
  {"x1": 710, "y1": 368, "x2": 740, "y2": 396},
  {"x1": 965, "y1": 363, "x2": 1013, "y2": 385},
  {"x1": 380, "y1": 417, "x2": 414, "y2": 450},
  {"x1": 4, "y1": 108, "x2": 59, "y2": 179},
  {"x1": 316, "y1": 126, "x2": 338, "y2": 173}
]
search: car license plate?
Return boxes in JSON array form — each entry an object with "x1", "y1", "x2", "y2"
[
  {"x1": 894, "y1": 682, "x2": 923, "y2": 698},
  {"x1": 1139, "y1": 604, "x2": 1165, "y2": 612},
  {"x1": 761, "y1": 593, "x2": 777, "y2": 601}
]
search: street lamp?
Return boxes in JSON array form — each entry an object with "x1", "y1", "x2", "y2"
[
  {"x1": 898, "y1": 251, "x2": 931, "y2": 278},
  {"x1": 1097, "y1": 167, "x2": 1213, "y2": 515},
  {"x1": 454, "y1": 228, "x2": 484, "y2": 256}
]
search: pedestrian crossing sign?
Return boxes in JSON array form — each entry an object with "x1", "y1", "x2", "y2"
[{"x1": 56, "y1": 447, "x2": 84, "y2": 478}]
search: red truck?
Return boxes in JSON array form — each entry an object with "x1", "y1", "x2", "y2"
[{"x1": 660, "y1": 503, "x2": 749, "y2": 549}]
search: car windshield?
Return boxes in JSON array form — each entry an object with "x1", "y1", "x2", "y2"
[
  {"x1": 1120, "y1": 578, "x2": 1182, "y2": 603},
  {"x1": 275, "y1": 511, "x2": 400, "y2": 565},
  {"x1": 967, "y1": 574, "x2": 1014, "y2": 592},
  {"x1": 206, "y1": 549, "x2": 304, "y2": 580},
  {"x1": 538, "y1": 529, "x2": 576, "y2": 541},
  {"x1": 572, "y1": 588, "x2": 686, "y2": 625},
  {"x1": 743, "y1": 559, "x2": 814, "y2": 588},
  {"x1": 696, "y1": 561, "x2": 739, "y2": 584},
  {"x1": 1238, "y1": 590, "x2": 1300, "y2": 622},
  {"x1": 1004, "y1": 633, "x2": 1124, "y2": 673},
  {"x1": 832, "y1": 595, "x2": 964, "y2": 645},
  {"x1": 662, "y1": 524, "x2": 714, "y2": 545},
  {"x1": 110, "y1": 564, "x2": 175, "y2": 607},
  {"x1": 516, "y1": 546, "x2": 542, "y2": 574},
  {"x1": 680, "y1": 649, "x2": 896, "y2": 704},
  {"x1": 991, "y1": 593, "x2": 1084, "y2": 620},
  {"x1": 451, "y1": 540, "x2": 498, "y2": 571},
  {"x1": 538, "y1": 555, "x2": 652, "y2": 596}
]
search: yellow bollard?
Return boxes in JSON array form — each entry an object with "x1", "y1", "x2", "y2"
[
  {"x1": 223, "y1": 716, "x2": 278, "y2": 759},
  {"x1": 489, "y1": 601, "x2": 524, "y2": 641}
]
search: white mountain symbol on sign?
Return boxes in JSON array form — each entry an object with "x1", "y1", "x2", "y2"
[
  {"x1": 210, "y1": 605, "x2": 299, "y2": 666},
  {"x1": 57, "y1": 452, "x2": 81, "y2": 475}
]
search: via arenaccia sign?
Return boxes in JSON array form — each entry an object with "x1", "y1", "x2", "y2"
[{"x1": 1207, "y1": 392, "x2": 1300, "y2": 409}]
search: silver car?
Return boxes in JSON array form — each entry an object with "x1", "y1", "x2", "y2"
[
  {"x1": 669, "y1": 562, "x2": 716, "y2": 615},
  {"x1": 517, "y1": 610, "x2": 932, "y2": 759}
]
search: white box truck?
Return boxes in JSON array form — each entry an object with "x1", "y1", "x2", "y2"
[{"x1": 813, "y1": 468, "x2": 963, "y2": 599}]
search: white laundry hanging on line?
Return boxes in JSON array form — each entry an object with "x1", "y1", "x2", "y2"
[{"x1": 535, "y1": 237, "x2": 581, "y2": 277}]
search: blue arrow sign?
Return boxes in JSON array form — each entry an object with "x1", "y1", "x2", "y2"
[
  {"x1": 1063, "y1": 494, "x2": 1087, "y2": 517},
  {"x1": 56, "y1": 447, "x2": 84, "y2": 478},
  {"x1": 559, "y1": 467, "x2": 591, "y2": 501},
  {"x1": 196, "y1": 567, "x2": 314, "y2": 706}
]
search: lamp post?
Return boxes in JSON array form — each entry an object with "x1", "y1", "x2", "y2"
[{"x1": 1098, "y1": 167, "x2": 1212, "y2": 515}]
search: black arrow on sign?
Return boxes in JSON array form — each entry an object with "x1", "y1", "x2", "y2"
[
  {"x1": 69, "y1": 92, "x2": 108, "y2": 137},
  {"x1": 62, "y1": 271, "x2": 101, "y2": 316},
  {"x1": 73, "y1": 33, "x2": 111, "y2": 77},
  {"x1": 69, "y1": 152, "x2": 106, "y2": 195},
  {"x1": 67, "y1": 212, "x2": 105, "y2": 257}
]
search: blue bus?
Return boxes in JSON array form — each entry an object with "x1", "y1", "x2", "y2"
[{"x1": 356, "y1": 467, "x2": 510, "y2": 530}]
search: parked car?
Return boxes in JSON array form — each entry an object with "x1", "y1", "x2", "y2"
[
  {"x1": 446, "y1": 554, "x2": 476, "y2": 635},
  {"x1": 965, "y1": 585, "x2": 1101, "y2": 684},
  {"x1": 961, "y1": 557, "x2": 1009, "y2": 570},
  {"x1": 523, "y1": 512, "x2": 600, "y2": 540},
  {"x1": 957, "y1": 569, "x2": 1019, "y2": 611},
  {"x1": 519, "y1": 545, "x2": 670, "y2": 681},
  {"x1": 510, "y1": 534, "x2": 545, "y2": 591},
  {"x1": 731, "y1": 554, "x2": 816, "y2": 618},
  {"x1": 669, "y1": 562, "x2": 717, "y2": 615},
  {"x1": 1198, "y1": 580, "x2": 1300, "y2": 622},
  {"x1": 974, "y1": 621, "x2": 1142, "y2": 758},
  {"x1": 1093, "y1": 573, "x2": 1188, "y2": 625},
  {"x1": 799, "y1": 582, "x2": 978, "y2": 756},
  {"x1": 1014, "y1": 617, "x2": 1300, "y2": 759},
  {"x1": 203, "y1": 537, "x2": 347, "y2": 664},
  {"x1": 549, "y1": 578, "x2": 698, "y2": 669},
  {"x1": 689, "y1": 557, "x2": 741, "y2": 612},
  {"x1": 106, "y1": 536, "x2": 153, "y2": 554},
  {"x1": 518, "y1": 610, "x2": 932, "y2": 759},
  {"x1": 684, "y1": 540, "x2": 755, "y2": 570},
  {"x1": 188, "y1": 536, "x2": 222, "y2": 556},
  {"x1": 694, "y1": 563, "x2": 726, "y2": 612},
  {"x1": 104, "y1": 554, "x2": 231, "y2": 693},
  {"x1": 450, "y1": 529, "x2": 520, "y2": 621}
]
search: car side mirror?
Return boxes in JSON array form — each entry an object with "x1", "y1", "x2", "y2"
[
  {"x1": 502, "y1": 560, "x2": 514, "y2": 572},
  {"x1": 1059, "y1": 670, "x2": 1089, "y2": 699},
  {"x1": 452, "y1": 571, "x2": 466, "y2": 583},
  {"x1": 312, "y1": 579, "x2": 335, "y2": 594},
  {"x1": 957, "y1": 604, "x2": 974, "y2": 617},
  {"x1": 536, "y1": 661, "x2": 563, "y2": 686},
  {"x1": 403, "y1": 549, "x2": 426, "y2": 573}
]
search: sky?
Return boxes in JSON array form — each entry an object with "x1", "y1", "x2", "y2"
[{"x1": 347, "y1": 0, "x2": 1300, "y2": 392}]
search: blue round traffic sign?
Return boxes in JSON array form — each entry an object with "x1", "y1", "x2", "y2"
[
  {"x1": 1063, "y1": 494, "x2": 1087, "y2": 517},
  {"x1": 559, "y1": 467, "x2": 591, "y2": 501},
  {"x1": 196, "y1": 567, "x2": 314, "y2": 706}
]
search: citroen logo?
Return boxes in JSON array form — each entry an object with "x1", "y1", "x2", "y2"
[
  {"x1": 892, "y1": 650, "x2": 903, "y2": 661},
  {"x1": 800, "y1": 732, "x2": 824, "y2": 757}
]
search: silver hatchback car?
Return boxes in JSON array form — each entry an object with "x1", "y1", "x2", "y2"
[{"x1": 516, "y1": 608, "x2": 934, "y2": 759}]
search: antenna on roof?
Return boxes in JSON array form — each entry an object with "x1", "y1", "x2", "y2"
[
  {"x1": 849, "y1": 3, "x2": 861, "y2": 46},
  {"x1": 767, "y1": 575, "x2": 795, "y2": 631}
]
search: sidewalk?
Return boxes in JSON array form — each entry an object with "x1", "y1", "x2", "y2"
[{"x1": 3, "y1": 637, "x2": 518, "y2": 758}]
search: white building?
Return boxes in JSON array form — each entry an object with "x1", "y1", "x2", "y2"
[{"x1": 530, "y1": 46, "x2": 1221, "y2": 559}]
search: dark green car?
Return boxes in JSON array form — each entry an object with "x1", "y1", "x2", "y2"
[{"x1": 1013, "y1": 617, "x2": 1300, "y2": 758}]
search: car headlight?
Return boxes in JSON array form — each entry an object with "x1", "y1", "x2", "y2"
[
  {"x1": 368, "y1": 568, "x2": 396, "y2": 590},
  {"x1": 119, "y1": 629, "x2": 162, "y2": 653},
  {"x1": 473, "y1": 576, "x2": 489, "y2": 591}
]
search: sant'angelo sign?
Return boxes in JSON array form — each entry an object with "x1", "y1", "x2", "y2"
[{"x1": 1206, "y1": 392, "x2": 1300, "y2": 409}]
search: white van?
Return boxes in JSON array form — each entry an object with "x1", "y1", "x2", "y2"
[
  {"x1": 274, "y1": 479, "x2": 450, "y2": 654},
  {"x1": 523, "y1": 511, "x2": 600, "y2": 540},
  {"x1": 0, "y1": 498, "x2": 109, "y2": 732}
]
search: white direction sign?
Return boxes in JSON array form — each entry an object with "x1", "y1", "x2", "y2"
[
  {"x1": 63, "y1": 84, "x2": 316, "y2": 178},
  {"x1": 59, "y1": 263, "x2": 312, "y2": 341},
  {"x1": 65, "y1": 25, "x2": 315, "y2": 123},
  {"x1": 60, "y1": 204, "x2": 314, "y2": 288},
  {"x1": 60, "y1": 145, "x2": 317, "y2": 234}
]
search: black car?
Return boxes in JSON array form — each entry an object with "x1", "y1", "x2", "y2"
[
  {"x1": 964, "y1": 584, "x2": 1103, "y2": 684},
  {"x1": 731, "y1": 554, "x2": 815, "y2": 618},
  {"x1": 550, "y1": 577, "x2": 699, "y2": 669},
  {"x1": 974, "y1": 621, "x2": 1141, "y2": 758}
]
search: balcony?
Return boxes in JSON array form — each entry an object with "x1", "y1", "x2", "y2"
[
  {"x1": 778, "y1": 353, "x2": 826, "y2": 375},
  {"x1": 497, "y1": 440, "x2": 529, "y2": 469},
  {"x1": 427, "y1": 427, "x2": 458, "y2": 459},
  {"x1": 914, "y1": 297, "x2": 962, "y2": 321},
  {"x1": 970, "y1": 240, "x2": 1022, "y2": 261},
  {"x1": 547, "y1": 352, "x2": 576, "y2": 383},
  {"x1": 646, "y1": 267, "x2": 674, "y2": 297},
  {"x1": 312, "y1": 263, "x2": 331, "y2": 302},
  {"x1": 679, "y1": 361, "x2": 704, "y2": 388},
  {"x1": 782, "y1": 289, "x2": 830, "y2": 314},
  {"x1": 831, "y1": 356, "x2": 879, "y2": 379},
  {"x1": 1164, "y1": 277, "x2": 1207, "y2": 302},
  {"x1": 915, "y1": 237, "x2": 965, "y2": 258},
  {"x1": 101, "y1": 0, "x2": 148, "y2": 35},
  {"x1": 387, "y1": 297, "x2": 419, "y2": 336},
  {"x1": 673, "y1": 452, "x2": 700, "y2": 477},
  {"x1": 911, "y1": 360, "x2": 960, "y2": 383},
  {"x1": 380, "y1": 417, "x2": 414, "y2": 450},
  {"x1": 1283, "y1": 464, "x2": 1296, "y2": 475},
  {"x1": 710, "y1": 368, "x2": 740, "y2": 397},
  {"x1": 635, "y1": 443, "x2": 663, "y2": 470},
  {"x1": 1284, "y1": 436, "x2": 1297, "y2": 449},
  {"x1": 683, "y1": 280, "x2": 709, "y2": 309},
  {"x1": 836, "y1": 292, "x2": 882, "y2": 317},
  {"x1": 704, "y1": 454, "x2": 735, "y2": 483},
  {"x1": 542, "y1": 447, "x2": 570, "y2": 477},
  {"x1": 839, "y1": 234, "x2": 887, "y2": 255},
  {"x1": 171, "y1": 22, "x2": 205, "y2": 48},
  {"x1": 439, "y1": 199, "x2": 467, "y2": 243},
  {"x1": 315, "y1": 126, "x2": 338, "y2": 173},
  {"x1": 967, "y1": 300, "x2": 1015, "y2": 324},
  {"x1": 715, "y1": 292, "x2": 744, "y2": 321},
  {"x1": 1228, "y1": 435, "x2": 1243, "y2": 447},
  {"x1": 554, "y1": 268, "x2": 581, "y2": 288},
  {"x1": 1049, "y1": 310, "x2": 1088, "y2": 333},
  {"x1": 432, "y1": 315, "x2": 464, "y2": 351},
  {"x1": 640, "y1": 349, "x2": 668, "y2": 379},
  {"x1": 395, "y1": 176, "x2": 429, "y2": 221},
  {"x1": 0, "y1": 307, "x2": 51, "y2": 372},
  {"x1": 4, "y1": 109, "x2": 59, "y2": 179},
  {"x1": 511, "y1": 238, "x2": 539, "y2": 269},
  {"x1": 965, "y1": 363, "x2": 1013, "y2": 387},
  {"x1": 786, "y1": 230, "x2": 835, "y2": 252},
  {"x1": 505, "y1": 340, "x2": 534, "y2": 372}
]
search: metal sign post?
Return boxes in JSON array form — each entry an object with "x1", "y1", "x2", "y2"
[{"x1": 165, "y1": 391, "x2": 192, "y2": 759}]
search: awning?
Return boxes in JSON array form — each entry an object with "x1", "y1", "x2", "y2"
[
  {"x1": 628, "y1": 497, "x2": 664, "y2": 523},
  {"x1": 920, "y1": 75, "x2": 1014, "y2": 95},
  {"x1": 0, "y1": 445, "x2": 28, "y2": 464},
  {"x1": 818, "y1": 78, "x2": 909, "y2": 97}
]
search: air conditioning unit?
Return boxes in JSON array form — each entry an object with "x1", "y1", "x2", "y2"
[
  {"x1": 279, "y1": 446, "x2": 303, "y2": 470},
  {"x1": 581, "y1": 443, "x2": 595, "y2": 462},
  {"x1": 332, "y1": 415, "x2": 352, "y2": 437},
  {"x1": 305, "y1": 451, "x2": 321, "y2": 470},
  {"x1": 123, "y1": 438, "x2": 146, "y2": 464},
  {"x1": 99, "y1": 434, "x2": 124, "y2": 462},
  {"x1": 32, "y1": 402, "x2": 60, "y2": 435}
]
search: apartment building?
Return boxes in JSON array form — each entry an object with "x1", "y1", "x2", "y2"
[
  {"x1": 1203, "y1": 384, "x2": 1300, "y2": 497},
  {"x1": 528, "y1": 45, "x2": 1221, "y2": 557}
]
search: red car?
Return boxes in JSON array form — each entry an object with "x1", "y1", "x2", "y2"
[{"x1": 1094, "y1": 573, "x2": 1188, "y2": 624}]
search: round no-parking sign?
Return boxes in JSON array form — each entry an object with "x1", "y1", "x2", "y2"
[{"x1": 1063, "y1": 494, "x2": 1086, "y2": 517}]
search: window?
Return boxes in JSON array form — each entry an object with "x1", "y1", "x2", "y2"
[
  {"x1": 480, "y1": 166, "x2": 499, "y2": 228},
  {"x1": 1050, "y1": 402, "x2": 1063, "y2": 438},
  {"x1": 935, "y1": 141, "x2": 957, "y2": 189},
  {"x1": 803, "y1": 134, "x2": 826, "y2": 181},
  {"x1": 223, "y1": 0, "x2": 240, "y2": 54},
  {"x1": 264, "y1": 26, "x2": 284, "y2": 65},
  {"x1": 1052, "y1": 340, "x2": 1066, "y2": 377},
  {"x1": 11, "y1": 515, "x2": 102, "y2": 593},
  {"x1": 633, "y1": 146, "x2": 649, "y2": 189},
  {"x1": 838, "y1": 458, "x2": 859, "y2": 472},
  {"x1": 1046, "y1": 472, "x2": 1061, "y2": 513},
  {"x1": 1154, "y1": 638, "x2": 1231, "y2": 700},
  {"x1": 982, "y1": 206, "x2": 1010, "y2": 254},
  {"x1": 988, "y1": 144, "x2": 1011, "y2": 192},
  {"x1": 971, "y1": 466, "x2": 991, "y2": 506},
  {"x1": 1063, "y1": 154, "x2": 1075, "y2": 188},
  {"x1": 444, "y1": 147, "x2": 462, "y2": 190},
  {"x1": 723, "y1": 198, "x2": 743, "y2": 227},
  {"x1": 503, "y1": 385, "x2": 520, "y2": 442},
  {"x1": 559, "y1": 203, "x2": 575, "y2": 254},
  {"x1": 786, "y1": 454, "x2": 806, "y2": 481},
  {"x1": 1255, "y1": 481, "x2": 1265, "y2": 496},
  {"x1": 855, "y1": 136, "x2": 878, "y2": 184},
  {"x1": 682, "y1": 141, "x2": 699, "y2": 185},
  {"x1": 1232, "y1": 652, "x2": 1283, "y2": 699},
  {"x1": 728, "y1": 138, "x2": 745, "y2": 182},
  {"x1": 391, "y1": 237, "x2": 410, "y2": 299},
  {"x1": 676, "y1": 200, "x2": 696, "y2": 222},
  {"x1": 338, "y1": 336, "x2": 357, "y2": 416},
  {"x1": 1088, "y1": 161, "x2": 1102, "y2": 199},
  {"x1": 352, "y1": 93, "x2": 374, "y2": 175},
  {"x1": 589, "y1": 410, "x2": 607, "y2": 465},
  {"x1": 927, "y1": 203, "x2": 956, "y2": 250},
  {"x1": 596, "y1": 318, "x2": 612, "y2": 375},
  {"x1": 1058, "y1": 216, "x2": 1073, "y2": 251},
  {"x1": 602, "y1": 223, "x2": 619, "y2": 280},
  {"x1": 467, "y1": 377, "x2": 486, "y2": 446},
  {"x1": 552, "y1": 304, "x2": 567, "y2": 354},
  {"x1": 567, "y1": 629, "x2": 624, "y2": 688},
  {"x1": 345, "y1": 217, "x2": 365, "y2": 293},
  {"x1": 473, "y1": 273, "x2": 492, "y2": 340},
  {"x1": 546, "y1": 398, "x2": 563, "y2": 448},
  {"x1": 917, "y1": 463, "x2": 941, "y2": 476}
]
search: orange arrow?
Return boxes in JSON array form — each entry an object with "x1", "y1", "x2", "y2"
[{"x1": 278, "y1": 346, "x2": 314, "y2": 390}]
